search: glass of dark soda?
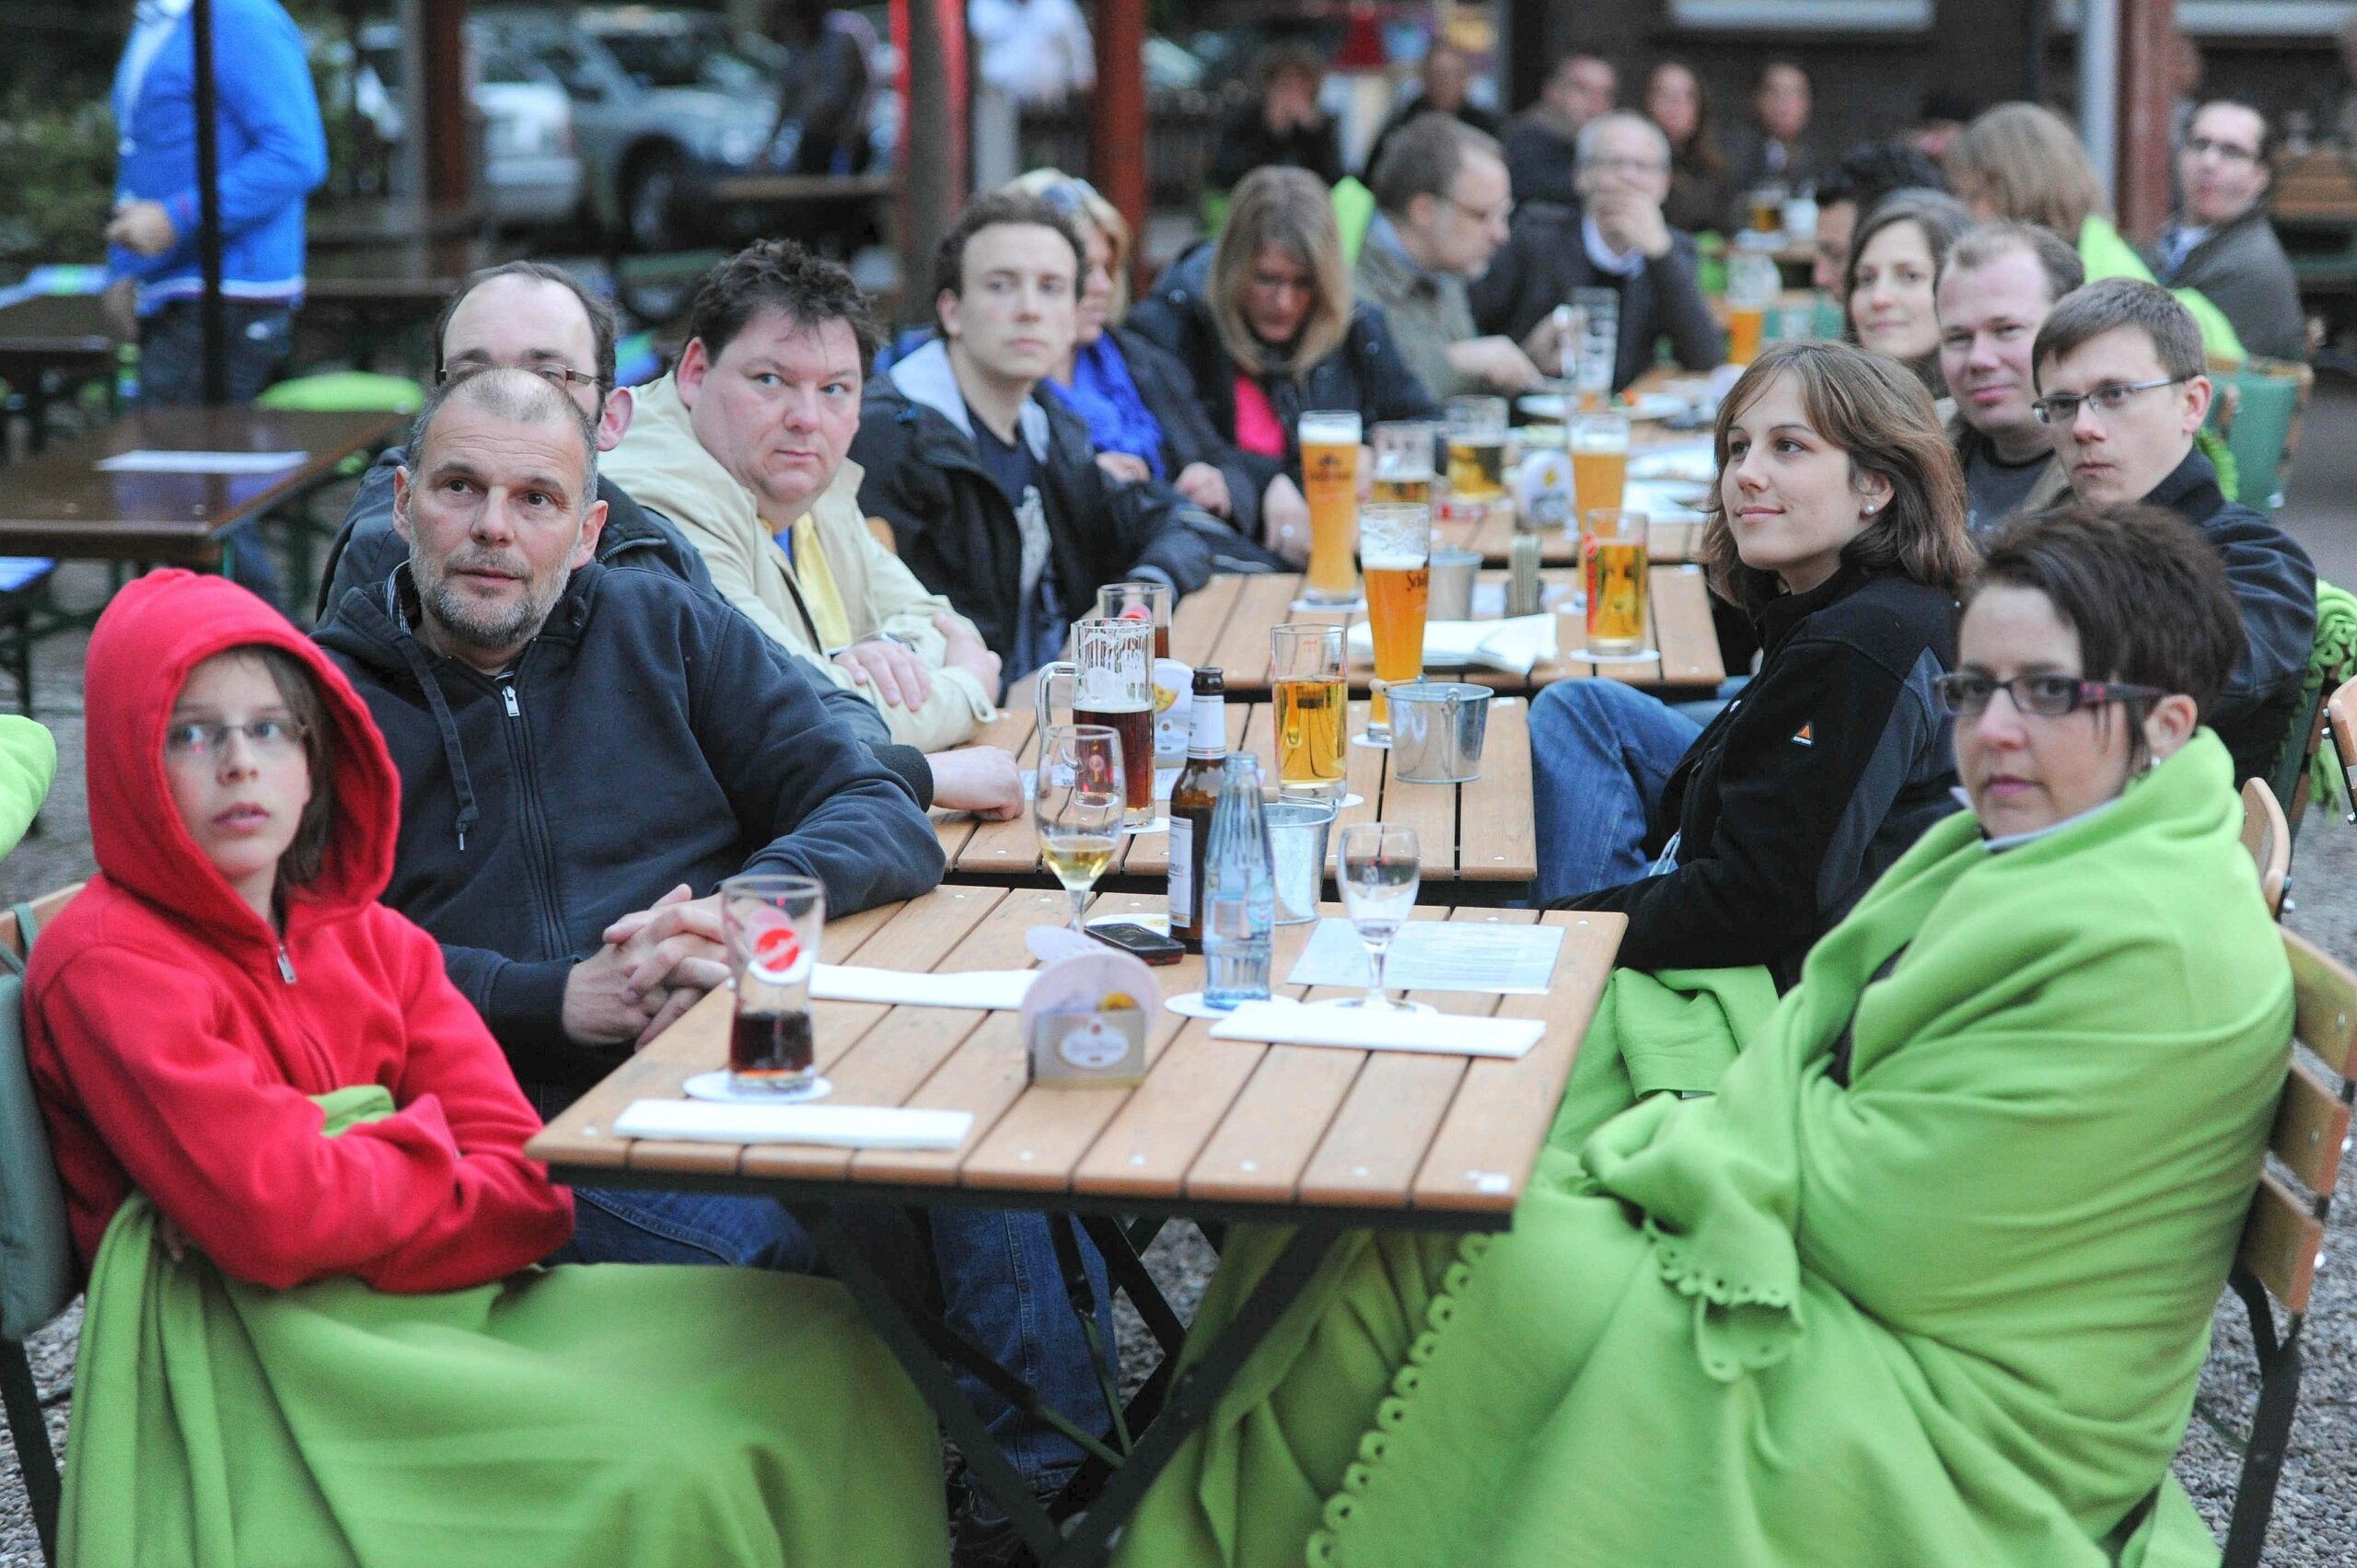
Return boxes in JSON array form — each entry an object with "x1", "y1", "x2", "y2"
[{"x1": 720, "y1": 873, "x2": 826, "y2": 1096}]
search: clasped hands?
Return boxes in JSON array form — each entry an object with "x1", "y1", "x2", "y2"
[{"x1": 563, "y1": 884, "x2": 730, "y2": 1052}]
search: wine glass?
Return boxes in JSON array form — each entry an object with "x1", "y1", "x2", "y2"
[
  {"x1": 1035, "y1": 724, "x2": 1125, "y2": 933},
  {"x1": 1330, "y1": 822, "x2": 1431, "y2": 1013}
]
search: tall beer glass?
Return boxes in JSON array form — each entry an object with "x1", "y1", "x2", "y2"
[
  {"x1": 1444, "y1": 396, "x2": 1507, "y2": 505},
  {"x1": 1037, "y1": 616, "x2": 1157, "y2": 828},
  {"x1": 1572, "y1": 287, "x2": 1620, "y2": 412},
  {"x1": 1299, "y1": 410, "x2": 1363, "y2": 605},
  {"x1": 1271, "y1": 623, "x2": 1347, "y2": 798},
  {"x1": 1584, "y1": 508, "x2": 1652, "y2": 657},
  {"x1": 1726, "y1": 251, "x2": 1778, "y2": 368},
  {"x1": 1095, "y1": 580, "x2": 1172, "y2": 660},
  {"x1": 1370, "y1": 421, "x2": 1438, "y2": 507},
  {"x1": 1570, "y1": 412, "x2": 1629, "y2": 546},
  {"x1": 1359, "y1": 503, "x2": 1430, "y2": 747}
]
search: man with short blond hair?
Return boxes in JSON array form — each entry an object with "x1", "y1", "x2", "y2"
[{"x1": 1936, "y1": 221, "x2": 2083, "y2": 536}]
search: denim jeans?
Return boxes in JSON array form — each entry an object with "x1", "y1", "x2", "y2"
[
  {"x1": 1529, "y1": 679, "x2": 1704, "y2": 904},
  {"x1": 547, "y1": 1183, "x2": 1115, "y2": 1495},
  {"x1": 137, "y1": 298, "x2": 294, "y2": 608}
]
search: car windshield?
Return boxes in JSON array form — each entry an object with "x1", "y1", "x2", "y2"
[{"x1": 597, "y1": 26, "x2": 769, "y2": 93}]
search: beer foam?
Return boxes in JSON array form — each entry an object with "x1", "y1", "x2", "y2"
[
  {"x1": 1298, "y1": 411, "x2": 1363, "y2": 444},
  {"x1": 1363, "y1": 548, "x2": 1429, "y2": 571}
]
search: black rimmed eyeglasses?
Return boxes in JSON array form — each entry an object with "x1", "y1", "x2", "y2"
[{"x1": 1933, "y1": 672, "x2": 2165, "y2": 718}]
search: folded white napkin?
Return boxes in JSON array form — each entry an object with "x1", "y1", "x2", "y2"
[
  {"x1": 1627, "y1": 441, "x2": 1716, "y2": 484},
  {"x1": 613, "y1": 1099, "x2": 974, "y2": 1149},
  {"x1": 1346, "y1": 613, "x2": 1558, "y2": 677},
  {"x1": 810, "y1": 964, "x2": 1035, "y2": 1009},
  {"x1": 1622, "y1": 477, "x2": 1708, "y2": 522},
  {"x1": 1207, "y1": 1000, "x2": 1542, "y2": 1058}
]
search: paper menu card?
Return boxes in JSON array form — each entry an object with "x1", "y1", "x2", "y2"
[
  {"x1": 1284, "y1": 918, "x2": 1564, "y2": 995},
  {"x1": 809, "y1": 964, "x2": 1035, "y2": 1009},
  {"x1": 614, "y1": 1099, "x2": 972, "y2": 1149}
]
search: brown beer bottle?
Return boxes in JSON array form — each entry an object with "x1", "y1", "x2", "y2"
[{"x1": 1168, "y1": 668, "x2": 1227, "y2": 951}]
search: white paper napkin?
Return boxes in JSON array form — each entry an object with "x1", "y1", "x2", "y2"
[
  {"x1": 613, "y1": 1098, "x2": 973, "y2": 1149},
  {"x1": 810, "y1": 964, "x2": 1035, "y2": 1009},
  {"x1": 1346, "y1": 614, "x2": 1558, "y2": 676},
  {"x1": 1627, "y1": 441, "x2": 1716, "y2": 484},
  {"x1": 1207, "y1": 1000, "x2": 1542, "y2": 1058}
]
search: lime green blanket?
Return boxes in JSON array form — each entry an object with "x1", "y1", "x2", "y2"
[
  {"x1": 1116, "y1": 732, "x2": 2286, "y2": 1568},
  {"x1": 63, "y1": 1086, "x2": 948, "y2": 1566},
  {"x1": 2080, "y1": 215, "x2": 2247, "y2": 366}
]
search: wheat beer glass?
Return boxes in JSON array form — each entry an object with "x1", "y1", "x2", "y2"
[
  {"x1": 1359, "y1": 503, "x2": 1430, "y2": 746},
  {"x1": 1569, "y1": 412, "x2": 1629, "y2": 547},
  {"x1": 1584, "y1": 508, "x2": 1652, "y2": 657},
  {"x1": 1299, "y1": 410, "x2": 1363, "y2": 604},
  {"x1": 1444, "y1": 396, "x2": 1507, "y2": 504},
  {"x1": 1369, "y1": 421, "x2": 1439, "y2": 507},
  {"x1": 1095, "y1": 580, "x2": 1172, "y2": 659},
  {"x1": 1037, "y1": 616, "x2": 1157, "y2": 827},
  {"x1": 1271, "y1": 623, "x2": 1347, "y2": 798},
  {"x1": 1572, "y1": 287, "x2": 1619, "y2": 412},
  {"x1": 1726, "y1": 251, "x2": 1778, "y2": 368}
]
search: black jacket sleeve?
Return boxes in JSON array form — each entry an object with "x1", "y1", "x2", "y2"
[
  {"x1": 686, "y1": 598, "x2": 946, "y2": 915},
  {"x1": 1564, "y1": 638, "x2": 1911, "y2": 971},
  {"x1": 317, "y1": 447, "x2": 408, "y2": 621},
  {"x1": 1351, "y1": 310, "x2": 1442, "y2": 423},
  {"x1": 2203, "y1": 505, "x2": 2317, "y2": 731},
  {"x1": 1121, "y1": 330, "x2": 1264, "y2": 539},
  {"x1": 1647, "y1": 238, "x2": 1725, "y2": 374}
]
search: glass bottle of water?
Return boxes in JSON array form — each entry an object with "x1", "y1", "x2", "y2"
[{"x1": 1201, "y1": 753, "x2": 1274, "y2": 1008}]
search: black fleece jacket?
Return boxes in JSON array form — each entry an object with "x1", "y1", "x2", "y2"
[
  {"x1": 315, "y1": 561, "x2": 944, "y2": 1103},
  {"x1": 315, "y1": 445, "x2": 937, "y2": 807},
  {"x1": 1558, "y1": 565, "x2": 1960, "y2": 984},
  {"x1": 2138, "y1": 447, "x2": 2316, "y2": 784}
]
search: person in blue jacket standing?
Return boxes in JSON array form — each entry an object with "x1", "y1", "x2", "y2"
[{"x1": 105, "y1": 0, "x2": 327, "y2": 605}]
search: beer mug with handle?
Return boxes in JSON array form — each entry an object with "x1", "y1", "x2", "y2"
[{"x1": 1038, "y1": 616, "x2": 1157, "y2": 828}]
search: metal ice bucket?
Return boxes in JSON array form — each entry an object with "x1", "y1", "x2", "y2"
[{"x1": 1388, "y1": 682, "x2": 1492, "y2": 784}]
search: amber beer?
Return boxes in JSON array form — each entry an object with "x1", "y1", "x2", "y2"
[
  {"x1": 1444, "y1": 396, "x2": 1508, "y2": 504},
  {"x1": 1585, "y1": 511, "x2": 1651, "y2": 657},
  {"x1": 1074, "y1": 703, "x2": 1156, "y2": 822},
  {"x1": 1371, "y1": 420, "x2": 1438, "y2": 508},
  {"x1": 1273, "y1": 678, "x2": 1347, "y2": 796},
  {"x1": 1299, "y1": 410, "x2": 1363, "y2": 605},
  {"x1": 1725, "y1": 250, "x2": 1779, "y2": 370},
  {"x1": 1726, "y1": 305, "x2": 1766, "y2": 367},
  {"x1": 1570, "y1": 414, "x2": 1629, "y2": 539},
  {"x1": 1359, "y1": 503, "x2": 1431, "y2": 743}
]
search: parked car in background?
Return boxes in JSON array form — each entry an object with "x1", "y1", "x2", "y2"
[
  {"x1": 345, "y1": 21, "x2": 582, "y2": 233},
  {"x1": 477, "y1": 6, "x2": 795, "y2": 251}
]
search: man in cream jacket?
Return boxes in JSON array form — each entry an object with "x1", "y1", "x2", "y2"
[{"x1": 607, "y1": 240, "x2": 1022, "y2": 817}]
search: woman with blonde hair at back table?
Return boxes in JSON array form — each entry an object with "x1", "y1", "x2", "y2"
[
  {"x1": 1111, "y1": 499, "x2": 2288, "y2": 1568},
  {"x1": 1945, "y1": 101, "x2": 2247, "y2": 363},
  {"x1": 1127, "y1": 166, "x2": 1439, "y2": 565}
]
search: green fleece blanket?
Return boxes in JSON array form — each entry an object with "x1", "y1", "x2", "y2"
[
  {"x1": 2291, "y1": 582, "x2": 2357, "y2": 807},
  {"x1": 1115, "y1": 732, "x2": 2286, "y2": 1568},
  {"x1": 2080, "y1": 215, "x2": 2247, "y2": 366},
  {"x1": 62, "y1": 1086, "x2": 948, "y2": 1567}
]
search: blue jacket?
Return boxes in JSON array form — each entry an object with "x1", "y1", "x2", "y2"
[
  {"x1": 315, "y1": 561, "x2": 945, "y2": 1101},
  {"x1": 110, "y1": 0, "x2": 327, "y2": 314}
]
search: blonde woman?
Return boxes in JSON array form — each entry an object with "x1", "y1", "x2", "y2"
[
  {"x1": 1129, "y1": 166, "x2": 1438, "y2": 563},
  {"x1": 1945, "y1": 102, "x2": 2246, "y2": 362}
]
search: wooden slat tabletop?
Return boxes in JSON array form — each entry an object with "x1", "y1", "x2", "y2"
[
  {"x1": 1458, "y1": 506, "x2": 1704, "y2": 567},
  {"x1": 935, "y1": 697, "x2": 1539, "y2": 888},
  {"x1": 1167, "y1": 568, "x2": 1724, "y2": 700},
  {"x1": 527, "y1": 887, "x2": 1625, "y2": 1220}
]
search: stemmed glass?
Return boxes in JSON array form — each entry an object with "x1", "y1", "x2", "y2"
[
  {"x1": 1035, "y1": 724, "x2": 1125, "y2": 933},
  {"x1": 1329, "y1": 822, "x2": 1431, "y2": 1013}
]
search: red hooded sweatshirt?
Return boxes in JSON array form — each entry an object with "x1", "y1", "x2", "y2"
[{"x1": 27, "y1": 570, "x2": 573, "y2": 1293}]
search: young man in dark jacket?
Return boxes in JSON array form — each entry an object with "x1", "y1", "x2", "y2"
[
  {"x1": 2032, "y1": 278, "x2": 2316, "y2": 782},
  {"x1": 2145, "y1": 100, "x2": 2305, "y2": 363},
  {"x1": 852, "y1": 192, "x2": 1222, "y2": 683}
]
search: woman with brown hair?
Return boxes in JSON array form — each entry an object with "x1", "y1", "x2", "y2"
[
  {"x1": 1945, "y1": 101, "x2": 2247, "y2": 360},
  {"x1": 1644, "y1": 60, "x2": 1732, "y2": 235},
  {"x1": 1528, "y1": 341, "x2": 1972, "y2": 994},
  {"x1": 1128, "y1": 166, "x2": 1439, "y2": 561},
  {"x1": 1842, "y1": 188, "x2": 1972, "y2": 394}
]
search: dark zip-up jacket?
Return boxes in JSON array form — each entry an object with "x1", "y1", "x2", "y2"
[
  {"x1": 849, "y1": 343, "x2": 1225, "y2": 675},
  {"x1": 315, "y1": 560, "x2": 943, "y2": 1102},
  {"x1": 2140, "y1": 447, "x2": 2317, "y2": 784},
  {"x1": 315, "y1": 445, "x2": 936, "y2": 807},
  {"x1": 1558, "y1": 565, "x2": 1960, "y2": 985},
  {"x1": 1125, "y1": 243, "x2": 1440, "y2": 495},
  {"x1": 1466, "y1": 204, "x2": 1723, "y2": 391}
]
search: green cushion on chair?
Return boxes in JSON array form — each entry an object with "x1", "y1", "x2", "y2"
[
  {"x1": 1332, "y1": 178, "x2": 1375, "y2": 266},
  {"x1": 256, "y1": 371, "x2": 424, "y2": 415}
]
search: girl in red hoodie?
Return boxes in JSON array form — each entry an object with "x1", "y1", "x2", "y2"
[{"x1": 28, "y1": 570, "x2": 948, "y2": 1564}]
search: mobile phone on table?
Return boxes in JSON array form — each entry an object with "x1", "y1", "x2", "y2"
[{"x1": 1088, "y1": 923, "x2": 1184, "y2": 965}]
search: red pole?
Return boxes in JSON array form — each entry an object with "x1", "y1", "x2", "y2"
[
  {"x1": 1090, "y1": 0, "x2": 1148, "y2": 291},
  {"x1": 2117, "y1": 0, "x2": 2177, "y2": 240}
]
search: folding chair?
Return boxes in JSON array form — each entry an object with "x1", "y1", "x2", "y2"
[
  {"x1": 0, "y1": 885, "x2": 86, "y2": 1568},
  {"x1": 2239, "y1": 779, "x2": 2291, "y2": 918},
  {"x1": 2189, "y1": 929, "x2": 2357, "y2": 1567}
]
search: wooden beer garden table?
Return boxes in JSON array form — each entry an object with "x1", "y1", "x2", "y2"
[
  {"x1": 0, "y1": 407, "x2": 405, "y2": 571},
  {"x1": 526, "y1": 884, "x2": 1625, "y2": 1567},
  {"x1": 1167, "y1": 568, "x2": 1724, "y2": 701},
  {"x1": 0, "y1": 294, "x2": 119, "y2": 456},
  {"x1": 1459, "y1": 504, "x2": 1705, "y2": 568},
  {"x1": 936, "y1": 695, "x2": 1538, "y2": 898}
]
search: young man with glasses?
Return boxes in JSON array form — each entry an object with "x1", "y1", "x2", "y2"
[
  {"x1": 2030, "y1": 277, "x2": 2315, "y2": 780},
  {"x1": 1469, "y1": 110, "x2": 1723, "y2": 390},
  {"x1": 1354, "y1": 115, "x2": 1542, "y2": 398},
  {"x1": 2146, "y1": 100, "x2": 2305, "y2": 362}
]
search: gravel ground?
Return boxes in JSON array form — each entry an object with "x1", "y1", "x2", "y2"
[{"x1": 0, "y1": 441, "x2": 2350, "y2": 1562}]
